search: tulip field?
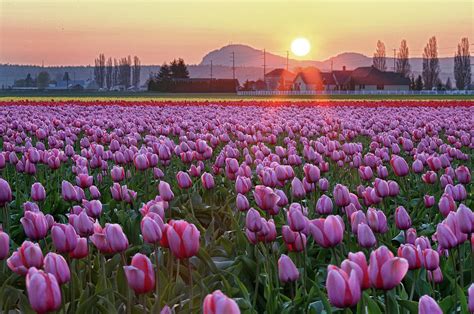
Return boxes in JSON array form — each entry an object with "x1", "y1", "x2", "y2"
[{"x1": 0, "y1": 100, "x2": 473, "y2": 314}]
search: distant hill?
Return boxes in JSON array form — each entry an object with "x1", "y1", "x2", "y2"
[{"x1": 1, "y1": 44, "x2": 472, "y2": 87}]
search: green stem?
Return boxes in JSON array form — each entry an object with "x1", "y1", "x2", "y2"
[
  {"x1": 188, "y1": 260, "x2": 193, "y2": 313},
  {"x1": 450, "y1": 251, "x2": 458, "y2": 312},
  {"x1": 69, "y1": 258, "x2": 75, "y2": 314},
  {"x1": 121, "y1": 253, "x2": 132, "y2": 314},
  {"x1": 457, "y1": 246, "x2": 464, "y2": 288},
  {"x1": 252, "y1": 244, "x2": 260, "y2": 310},
  {"x1": 409, "y1": 270, "x2": 417, "y2": 300},
  {"x1": 384, "y1": 290, "x2": 390, "y2": 314},
  {"x1": 154, "y1": 245, "x2": 161, "y2": 313}
]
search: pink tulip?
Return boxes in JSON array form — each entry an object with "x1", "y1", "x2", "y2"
[
  {"x1": 44, "y1": 252, "x2": 70, "y2": 284},
  {"x1": 124, "y1": 253, "x2": 155, "y2": 294},
  {"x1": 287, "y1": 203, "x2": 306, "y2": 232},
  {"x1": 427, "y1": 267, "x2": 443, "y2": 283},
  {"x1": 111, "y1": 166, "x2": 126, "y2": 182},
  {"x1": 455, "y1": 165, "x2": 471, "y2": 184},
  {"x1": 201, "y1": 172, "x2": 215, "y2": 190},
  {"x1": 7, "y1": 241, "x2": 44, "y2": 275},
  {"x1": 436, "y1": 223, "x2": 458, "y2": 250},
  {"x1": 333, "y1": 184, "x2": 350, "y2": 207},
  {"x1": 31, "y1": 182, "x2": 46, "y2": 202},
  {"x1": 395, "y1": 206, "x2": 411, "y2": 230},
  {"x1": 402, "y1": 228, "x2": 416, "y2": 245},
  {"x1": 82, "y1": 199, "x2": 103, "y2": 218},
  {"x1": 326, "y1": 266, "x2": 361, "y2": 308},
  {"x1": 412, "y1": 159, "x2": 424, "y2": 173},
  {"x1": 278, "y1": 254, "x2": 299, "y2": 283},
  {"x1": 419, "y1": 295, "x2": 442, "y2": 314},
  {"x1": 158, "y1": 181, "x2": 174, "y2": 201},
  {"x1": 253, "y1": 185, "x2": 280, "y2": 215},
  {"x1": 456, "y1": 204, "x2": 474, "y2": 234},
  {"x1": 309, "y1": 215, "x2": 344, "y2": 248},
  {"x1": 348, "y1": 252, "x2": 370, "y2": 290},
  {"x1": 291, "y1": 177, "x2": 306, "y2": 198},
  {"x1": 422, "y1": 249, "x2": 439, "y2": 271},
  {"x1": 236, "y1": 194, "x2": 250, "y2": 212},
  {"x1": 176, "y1": 171, "x2": 193, "y2": 189},
  {"x1": 61, "y1": 180, "x2": 77, "y2": 202},
  {"x1": 438, "y1": 194, "x2": 456, "y2": 217},
  {"x1": 69, "y1": 211, "x2": 94, "y2": 237},
  {"x1": 76, "y1": 173, "x2": 93, "y2": 188},
  {"x1": 0, "y1": 178, "x2": 12, "y2": 206},
  {"x1": 26, "y1": 267, "x2": 62, "y2": 313},
  {"x1": 424, "y1": 195, "x2": 435, "y2": 208},
  {"x1": 316, "y1": 195, "x2": 333, "y2": 215},
  {"x1": 282, "y1": 225, "x2": 307, "y2": 252},
  {"x1": 89, "y1": 185, "x2": 101, "y2": 199},
  {"x1": 203, "y1": 290, "x2": 240, "y2": 314},
  {"x1": 51, "y1": 223, "x2": 78, "y2": 253},
  {"x1": 21, "y1": 210, "x2": 48, "y2": 240},
  {"x1": 350, "y1": 210, "x2": 367, "y2": 234},
  {"x1": 368, "y1": 246, "x2": 408, "y2": 290},
  {"x1": 235, "y1": 176, "x2": 252, "y2": 194},
  {"x1": 167, "y1": 220, "x2": 200, "y2": 259},
  {"x1": 358, "y1": 166, "x2": 373, "y2": 181},
  {"x1": 104, "y1": 223, "x2": 129, "y2": 253},
  {"x1": 318, "y1": 178, "x2": 329, "y2": 191},
  {"x1": 134, "y1": 154, "x2": 150, "y2": 171},
  {"x1": 70, "y1": 237, "x2": 89, "y2": 259},
  {"x1": 366, "y1": 208, "x2": 388, "y2": 234},
  {"x1": 0, "y1": 230, "x2": 10, "y2": 260},
  {"x1": 387, "y1": 180, "x2": 400, "y2": 196},
  {"x1": 390, "y1": 155, "x2": 409, "y2": 177},
  {"x1": 397, "y1": 244, "x2": 422, "y2": 270},
  {"x1": 246, "y1": 208, "x2": 262, "y2": 233},
  {"x1": 374, "y1": 178, "x2": 389, "y2": 198},
  {"x1": 468, "y1": 283, "x2": 474, "y2": 313},
  {"x1": 357, "y1": 223, "x2": 377, "y2": 248},
  {"x1": 141, "y1": 213, "x2": 164, "y2": 244}
]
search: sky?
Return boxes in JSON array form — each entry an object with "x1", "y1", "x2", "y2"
[{"x1": 0, "y1": 0, "x2": 473, "y2": 66}]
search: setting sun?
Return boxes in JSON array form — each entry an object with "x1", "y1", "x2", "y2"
[{"x1": 291, "y1": 38, "x2": 311, "y2": 57}]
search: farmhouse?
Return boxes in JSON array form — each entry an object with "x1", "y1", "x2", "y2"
[
  {"x1": 264, "y1": 69, "x2": 296, "y2": 91},
  {"x1": 346, "y1": 66, "x2": 411, "y2": 91},
  {"x1": 293, "y1": 67, "x2": 324, "y2": 91}
]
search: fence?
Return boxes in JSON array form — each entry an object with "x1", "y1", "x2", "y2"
[{"x1": 237, "y1": 90, "x2": 474, "y2": 96}]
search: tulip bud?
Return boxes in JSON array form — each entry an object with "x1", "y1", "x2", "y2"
[
  {"x1": 326, "y1": 266, "x2": 361, "y2": 308},
  {"x1": 278, "y1": 254, "x2": 299, "y2": 283},
  {"x1": 70, "y1": 237, "x2": 89, "y2": 259},
  {"x1": 124, "y1": 253, "x2": 155, "y2": 294},
  {"x1": 316, "y1": 195, "x2": 333, "y2": 215},
  {"x1": 203, "y1": 290, "x2": 240, "y2": 314},
  {"x1": 51, "y1": 224, "x2": 78, "y2": 253},
  {"x1": 158, "y1": 181, "x2": 174, "y2": 201},
  {"x1": 368, "y1": 246, "x2": 408, "y2": 290},
  {"x1": 397, "y1": 244, "x2": 422, "y2": 270},
  {"x1": 422, "y1": 249, "x2": 439, "y2": 271},
  {"x1": 419, "y1": 295, "x2": 442, "y2": 314},
  {"x1": 357, "y1": 223, "x2": 377, "y2": 248},
  {"x1": 44, "y1": 252, "x2": 70, "y2": 284},
  {"x1": 395, "y1": 206, "x2": 411, "y2": 230},
  {"x1": 26, "y1": 268, "x2": 62, "y2": 313},
  {"x1": 167, "y1": 220, "x2": 200, "y2": 259},
  {"x1": 0, "y1": 178, "x2": 13, "y2": 206},
  {"x1": 31, "y1": 182, "x2": 46, "y2": 202},
  {"x1": 7, "y1": 241, "x2": 44, "y2": 275},
  {"x1": 0, "y1": 230, "x2": 10, "y2": 260}
]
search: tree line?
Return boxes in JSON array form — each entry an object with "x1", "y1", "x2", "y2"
[
  {"x1": 147, "y1": 58, "x2": 189, "y2": 92},
  {"x1": 373, "y1": 37, "x2": 471, "y2": 90},
  {"x1": 94, "y1": 54, "x2": 141, "y2": 90}
]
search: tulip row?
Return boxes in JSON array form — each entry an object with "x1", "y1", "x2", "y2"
[{"x1": 0, "y1": 102, "x2": 473, "y2": 314}]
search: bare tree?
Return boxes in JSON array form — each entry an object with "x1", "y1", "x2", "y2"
[
  {"x1": 396, "y1": 40, "x2": 410, "y2": 77},
  {"x1": 454, "y1": 37, "x2": 471, "y2": 90},
  {"x1": 94, "y1": 53, "x2": 106, "y2": 88},
  {"x1": 373, "y1": 40, "x2": 386, "y2": 71},
  {"x1": 132, "y1": 56, "x2": 141, "y2": 88},
  {"x1": 118, "y1": 56, "x2": 132, "y2": 88},
  {"x1": 422, "y1": 36, "x2": 440, "y2": 90},
  {"x1": 105, "y1": 57, "x2": 113, "y2": 90},
  {"x1": 113, "y1": 58, "x2": 119, "y2": 87}
]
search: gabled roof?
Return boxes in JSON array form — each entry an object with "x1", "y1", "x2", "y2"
[
  {"x1": 321, "y1": 72, "x2": 336, "y2": 85},
  {"x1": 265, "y1": 68, "x2": 296, "y2": 79},
  {"x1": 332, "y1": 70, "x2": 353, "y2": 85},
  {"x1": 294, "y1": 68, "x2": 323, "y2": 85},
  {"x1": 349, "y1": 66, "x2": 410, "y2": 85}
]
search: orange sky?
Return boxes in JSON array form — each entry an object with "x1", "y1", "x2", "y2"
[{"x1": 0, "y1": 0, "x2": 472, "y2": 66}]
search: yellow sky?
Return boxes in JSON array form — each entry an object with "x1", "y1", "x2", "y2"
[{"x1": 0, "y1": 0, "x2": 472, "y2": 66}]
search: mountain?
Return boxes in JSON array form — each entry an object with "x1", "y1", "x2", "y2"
[{"x1": 1, "y1": 44, "x2": 472, "y2": 88}]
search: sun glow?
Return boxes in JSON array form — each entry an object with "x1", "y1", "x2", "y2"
[{"x1": 291, "y1": 38, "x2": 311, "y2": 57}]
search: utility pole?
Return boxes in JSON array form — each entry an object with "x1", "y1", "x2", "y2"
[
  {"x1": 286, "y1": 51, "x2": 289, "y2": 71},
  {"x1": 393, "y1": 48, "x2": 396, "y2": 72},
  {"x1": 210, "y1": 60, "x2": 213, "y2": 80},
  {"x1": 232, "y1": 52, "x2": 235, "y2": 81}
]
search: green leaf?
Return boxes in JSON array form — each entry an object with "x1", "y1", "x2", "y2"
[{"x1": 397, "y1": 299, "x2": 418, "y2": 314}]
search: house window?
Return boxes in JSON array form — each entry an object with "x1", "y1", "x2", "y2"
[{"x1": 377, "y1": 85, "x2": 384, "y2": 90}]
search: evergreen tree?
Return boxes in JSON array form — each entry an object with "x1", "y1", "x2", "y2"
[
  {"x1": 454, "y1": 37, "x2": 471, "y2": 90},
  {"x1": 422, "y1": 36, "x2": 440, "y2": 90},
  {"x1": 170, "y1": 58, "x2": 189, "y2": 78},
  {"x1": 396, "y1": 40, "x2": 410, "y2": 77}
]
